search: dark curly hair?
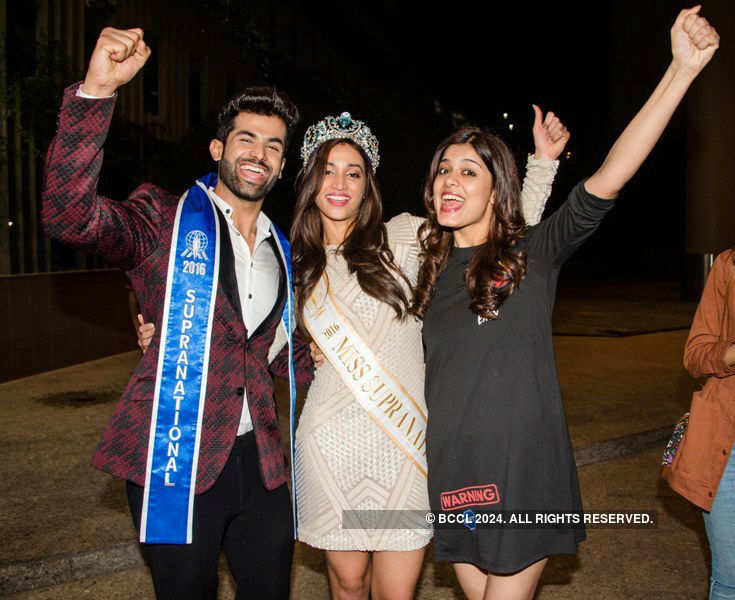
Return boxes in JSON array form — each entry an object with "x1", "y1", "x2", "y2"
[
  {"x1": 215, "y1": 86, "x2": 300, "y2": 150},
  {"x1": 291, "y1": 139, "x2": 411, "y2": 328},
  {"x1": 412, "y1": 127, "x2": 527, "y2": 320}
]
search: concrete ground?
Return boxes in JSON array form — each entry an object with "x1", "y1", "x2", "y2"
[{"x1": 0, "y1": 279, "x2": 712, "y2": 599}]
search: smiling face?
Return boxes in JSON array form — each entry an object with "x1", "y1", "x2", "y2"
[
  {"x1": 314, "y1": 142, "x2": 367, "y2": 242},
  {"x1": 209, "y1": 111, "x2": 287, "y2": 203},
  {"x1": 432, "y1": 143, "x2": 495, "y2": 247}
]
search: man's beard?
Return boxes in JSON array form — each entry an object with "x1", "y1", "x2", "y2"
[{"x1": 218, "y1": 155, "x2": 278, "y2": 202}]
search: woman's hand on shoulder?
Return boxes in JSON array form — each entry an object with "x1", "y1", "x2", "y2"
[
  {"x1": 310, "y1": 342, "x2": 325, "y2": 368},
  {"x1": 136, "y1": 314, "x2": 155, "y2": 354}
]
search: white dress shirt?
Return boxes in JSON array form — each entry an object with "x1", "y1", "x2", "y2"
[
  {"x1": 77, "y1": 86, "x2": 281, "y2": 436},
  {"x1": 208, "y1": 189, "x2": 281, "y2": 435}
]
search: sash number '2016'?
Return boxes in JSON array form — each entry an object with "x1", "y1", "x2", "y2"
[
  {"x1": 323, "y1": 323, "x2": 340, "y2": 339},
  {"x1": 182, "y1": 261, "x2": 206, "y2": 276}
]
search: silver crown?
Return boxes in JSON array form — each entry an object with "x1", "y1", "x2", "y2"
[{"x1": 300, "y1": 112, "x2": 380, "y2": 172}]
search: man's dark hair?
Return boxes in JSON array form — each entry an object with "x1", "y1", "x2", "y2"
[{"x1": 216, "y1": 86, "x2": 300, "y2": 150}]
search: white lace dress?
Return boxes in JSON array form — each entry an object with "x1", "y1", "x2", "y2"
[{"x1": 295, "y1": 213, "x2": 430, "y2": 551}]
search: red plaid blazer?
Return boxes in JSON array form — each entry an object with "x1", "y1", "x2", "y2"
[{"x1": 42, "y1": 83, "x2": 313, "y2": 493}]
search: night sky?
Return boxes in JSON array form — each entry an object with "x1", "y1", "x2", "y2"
[{"x1": 297, "y1": 1, "x2": 703, "y2": 280}]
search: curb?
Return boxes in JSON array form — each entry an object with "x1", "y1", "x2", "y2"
[
  {"x1": 1, "y1": 426, "x2": 673, "y2": 596},
  {"x1": 574, "y1": 425, "x2": 672, "y2": 467},
  {"x1": 0, "y1": 542, "x2": 142, "y2": 596}
]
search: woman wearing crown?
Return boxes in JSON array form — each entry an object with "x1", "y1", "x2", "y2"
[{"x1": 291, "y1": 109, "x2": 568, "y2": 599}]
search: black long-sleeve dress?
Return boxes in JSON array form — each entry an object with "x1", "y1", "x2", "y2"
[{"x1": 423, "y1": 181, "x2": 613, "y2": 572}]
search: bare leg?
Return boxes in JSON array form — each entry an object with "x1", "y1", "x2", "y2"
[
  {"x1": 484, "y1": 558, "x2": 547, "y2": 600},
  {"x1": 326, "y1": 550, "x2": 371, "y2": 600},
  {"x1": 371, "y1": 547, "x2": 426, "y2": 600},
  {"x1": 454, "y1": 557, "x2": 548, "y2": 600},
  {"x1": 454, "y1": 563, "x2": 487, "y2": 600}
]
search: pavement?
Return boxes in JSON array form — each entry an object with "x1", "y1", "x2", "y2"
[{"x1": 0, "y1": 279, "x2": 713, "y2": 599}]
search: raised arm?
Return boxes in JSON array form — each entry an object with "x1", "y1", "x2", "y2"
[
  {"x1": 41, "y1": 28, "x2": 162, "y2": 269},
  {"x1": 585, "y1": 6, "x2": 719, "y2": 200},
  {"x1": 521, "y1": 106, "x2": 570, "y2": 226}
]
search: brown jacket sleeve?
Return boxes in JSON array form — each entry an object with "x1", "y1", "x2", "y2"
[{"x1": 684, "y1": 250, "x2": 735, "y2": 379}]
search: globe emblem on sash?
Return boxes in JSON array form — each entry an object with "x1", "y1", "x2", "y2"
[{"x1": 181, "y1": 230, "x2": 209, "y2": 260}]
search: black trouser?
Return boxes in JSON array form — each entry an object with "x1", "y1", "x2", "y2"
[{"x1": 127, "y1": 432, "x2": 293, "y2": 600}]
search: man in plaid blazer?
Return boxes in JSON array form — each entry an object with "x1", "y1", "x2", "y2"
[{"x1": 42, "y1": 27, "x2": 313, "y2": 599}]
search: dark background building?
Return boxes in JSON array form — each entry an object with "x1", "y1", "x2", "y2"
[{"x1": 1, "y1": 0, "x2": 733, "y2": 381}]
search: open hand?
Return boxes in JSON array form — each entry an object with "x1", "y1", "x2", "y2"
[
  {"x1": 82, "y1": 27, "x2": 151, "y2": 97},
  {"x1": 671, "y1": 6, "x2": 719, "y2": 77},
  {"x1": 531, "y1": 105, "x2": 570, "y2": 161}
]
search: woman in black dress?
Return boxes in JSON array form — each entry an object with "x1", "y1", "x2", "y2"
[{"x1": 412, "y1": 7, "x2": 719, "y2": 599}]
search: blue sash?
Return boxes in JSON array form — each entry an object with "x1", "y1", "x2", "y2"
[
  {"x1": 270, "y1": 224, "x2": 298, "y2": 536},
  {"x1": 140, "y1": 173, "x2": 220, "y2": 544}
]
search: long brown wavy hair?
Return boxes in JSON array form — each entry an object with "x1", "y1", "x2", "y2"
[
  {"x1": 411, "y1": 127, "x2": 527, "y2": 320},
  {"x1": 291, "y1": 139, "x2": 411, "y2": 327}
]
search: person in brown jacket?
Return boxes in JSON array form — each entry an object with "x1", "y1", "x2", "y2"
[{"x1": 667, "y1": 249, "x2": 735, "y2": 599}]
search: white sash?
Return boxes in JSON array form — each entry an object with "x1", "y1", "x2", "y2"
[{"x1": 303, "y1": 276, "x2": 427, "y2": 477}]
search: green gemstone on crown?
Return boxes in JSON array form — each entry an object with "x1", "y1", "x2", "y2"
[{"x1": 300, "y1": 112, "x2": 380, "y2": 172}]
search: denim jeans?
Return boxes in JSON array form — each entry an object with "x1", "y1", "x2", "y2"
[{"x1": 703, "y1": 445, "x2": 735, "y2": 600}]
